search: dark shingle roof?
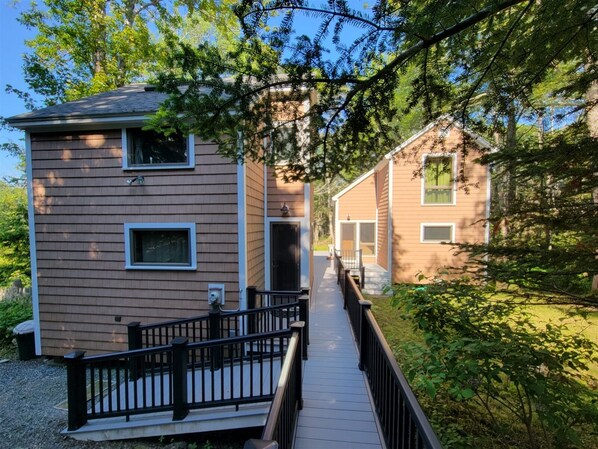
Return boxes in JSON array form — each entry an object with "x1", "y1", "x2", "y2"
[{"x1": 7, "y1": 84, "x2": 167, "y2": 126}]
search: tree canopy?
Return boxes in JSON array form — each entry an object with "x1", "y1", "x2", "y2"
[{"x1": 153, "y1": 0, "x2": 596, "y2": 178}]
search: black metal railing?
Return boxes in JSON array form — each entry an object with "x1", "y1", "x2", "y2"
[
  {"x1": 65, "y1": 327, "x2": 302, "y2": 431},
  {"x1": 334, "y1": 249, "x2": 365, "y2": 288},
  {"x1": 127, "y1": 287, "x2": 309, "y2": 355},
  {"x1": 243, "y1": 322, "x2": 304, "y2": 449},
  {"x1": 335, "y1": 259, "x2": 443, "y2": 449}
]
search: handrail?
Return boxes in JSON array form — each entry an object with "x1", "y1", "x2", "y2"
[
  {"x1": 335, "y1": 259, "x2": 443, "y2": 449},
  {"x1": 128, "y1": 287, "x2": 309, "y2": 351},
  {"x1": 334, "y1": 249, "x2": 365, "y2": 288},
  {"x1": 243, "y1": 322, "x2": 304, "y2": 449},
  {"x1": 64, "y1": 327, "x2": 301, "y2": 431}
]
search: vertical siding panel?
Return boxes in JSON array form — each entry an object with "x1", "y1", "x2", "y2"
[{"x1": 31, "y1": 130, "x2": 240, "y2": 356}]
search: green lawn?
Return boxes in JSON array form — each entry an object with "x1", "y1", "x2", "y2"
[{"x1": 366, "y1": 293, "x2": 598, "y2": 449}]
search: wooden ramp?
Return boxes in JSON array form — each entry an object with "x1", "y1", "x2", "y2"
[{"x1": 295, "y1": 257, "x2": 384, "y2": 449}]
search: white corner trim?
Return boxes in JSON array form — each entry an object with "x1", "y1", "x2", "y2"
[
  {"x1": 121, "y1": 128, "x2": 196, "y2": 170},
  {"x1": 303, "y1": 183, "x2": 311, "y2": 288},
  {"x1": 237, "y1": 162, "x2": 248, "y2": 310},
  {"x1": 485, "y1": 164, "x2": 492, "y2": 244},
  {"x1": 124, "y1": 223, "x2": 197, "y2": 270},
  {"x1": 387, "y1": 158, "x2": 393, "y2": 274},
  {"x1": 25, "y1": 132, "x2": 42, "y2": 355},
  {"x1": 264, "y1": 165, "x2": 271, "y2": 290}
]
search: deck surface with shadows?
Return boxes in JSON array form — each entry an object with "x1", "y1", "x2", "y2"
[{"x1": 295, "y1": 257, "x2": 384, "y2": 449}]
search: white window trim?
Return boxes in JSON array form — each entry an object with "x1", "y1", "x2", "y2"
[
  {"x1": 420, "y1": 153, "x2": 457, "y2": 206},
  {"x1": 338, "y1": 220, "x2": 377, "y2": 257},
  {"x1": 420, "y1": 223, "x2": 456, "y2": 244},
  {"x1": 122, "y1": 128, "x2": 195, "y2": 170},
  {"x1": 124, "y1": 223, "x2": 197, "y2": 270}
]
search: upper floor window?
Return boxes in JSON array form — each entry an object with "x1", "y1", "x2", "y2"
[
  {"x1": 122, "y1": 128, "x2": 194, "y2": 170},
  {"x1": 423, "y1": 155, "x2": 455, "y2": 205}
]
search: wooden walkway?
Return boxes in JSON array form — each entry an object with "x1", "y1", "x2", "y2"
[{"x1": 294, "y1": 256, "x2": 384, "y2": 449}]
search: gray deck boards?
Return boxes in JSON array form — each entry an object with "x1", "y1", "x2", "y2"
[{"x1": 295, "y1": 257, "x2": 384, "y2": 449}]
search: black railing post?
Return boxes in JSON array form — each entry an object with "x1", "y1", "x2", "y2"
[
  {"x1": 247, "y1": 285, "x2": 257, "y2": 335},
  {"x1": 127, "y1": 321, "x2": 143, "y2": 380},
  {"x1": 360, "y1": 266, "x2": 366, "y2": 289},
  {"x1": 209, "y1": 310, "x2": 222, "y2": 370},
  {"x1": 298, "y1": 295, "x2": 309, "y2": 359},
  {"x1": 171, "y1": 337, "x2": 189, "y2": 421},
  {"x1": 64, "y1": 350, "x2": 87, "y2": 431},
  {"x1": 290, "y1": 322, "x2": 304, "y2": 410},
  {"x1": 343, "y1": 269, "x2": 351, "y2": 309},
  {"x1": 358, "y1": 300, "x2": 372, "y2": 371}
]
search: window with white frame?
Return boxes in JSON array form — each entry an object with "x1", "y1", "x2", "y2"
[
  {"x1": 423, "y1": 155, "x2": 455, "y2": 204},
  {"x1": 340, "y1": 221, "x2": 376, "y2": 255},
  {"x1": 421, "y1": 224, "x2": 454, "y2": 243},
  {"x1": 123, "y1": 128, "x2": 194, "y2": 169},
  {"x1": 125, "y1": 223, "x2": 197, "y2": 270}
]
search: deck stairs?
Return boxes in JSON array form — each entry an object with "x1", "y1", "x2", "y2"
[{"x1": 361, "y1": 264, "x2": 391, "y2": 295}]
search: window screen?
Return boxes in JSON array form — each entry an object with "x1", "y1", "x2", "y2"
[
  {"x1": 359, "y1": 223, "x2": 376, "y2": 255},
  {"x1": 424, "y1": 156, "x2": 453, "y2": 204},
  {"x1": 127, "y1": 128, "x2": 188, "y2": 167}
]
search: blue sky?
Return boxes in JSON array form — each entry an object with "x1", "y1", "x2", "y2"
[{"x1": 0, "y1": 0, "x2": 34, "y2": 180}]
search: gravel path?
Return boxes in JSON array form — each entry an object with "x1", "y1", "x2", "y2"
[{"x1": 0, "y1": 357, "x2": 249, "y2": 449}]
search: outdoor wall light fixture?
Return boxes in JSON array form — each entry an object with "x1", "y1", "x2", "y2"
[
  {"x1": 127, "y1": 176, "x2": 145, "y2": 186},
  {"x1": 347, "y1": 215, "x2": 350, "y2": 221},
  {"x1": 280, "y1": 203, "x2": 290, "y2": 216}
]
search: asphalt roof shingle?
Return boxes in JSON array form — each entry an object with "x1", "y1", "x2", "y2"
[{"x1": 7, "y1": 84, "x2": 167, "y2": 124}]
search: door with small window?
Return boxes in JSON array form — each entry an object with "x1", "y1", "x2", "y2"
[{"x1": 339, "y1": 221, "x2": 376, "y2": 256}]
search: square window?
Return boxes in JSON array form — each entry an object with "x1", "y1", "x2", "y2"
[
  {"x1": 423, "y1": 155, "x2": 454, "y2": 204},
  {"x1": 421, "y1": 224, "x2": 454, "y2": 243},
  {"x1": 123, "y1": 128, "x2": 194, "y2": 169},
  {"x1": 125, "y1": 224, "x2": 197, "y2": 270}
]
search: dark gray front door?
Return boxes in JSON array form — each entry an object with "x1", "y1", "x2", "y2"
[{"x1": 271, "y1": 222, "x2": 300, "y2": 291}]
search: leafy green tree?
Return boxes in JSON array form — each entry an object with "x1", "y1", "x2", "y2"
[
  {"x1": 0, "y1": 182, "x2": 29, "y2": 286},
  {"x1": 153, "y1": 0, "x2": 595, "y2": 179}
]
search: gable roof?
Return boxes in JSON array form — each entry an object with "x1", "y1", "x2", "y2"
[
  {"x1": 7, "y1": 84, "x2": 168, "y2": 129},
  {"x1": 386, "y1": 115, "x2": 494, "y2": 159},
  {"x1": 333, "y1": 116, "x2": 495, "y2": 201},
  {"x1": 331, "y1": 169, "x2": 375, "y2": 201}
]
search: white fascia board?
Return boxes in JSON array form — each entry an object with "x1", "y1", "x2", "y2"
[
  {"x1": 331, "y1": 168, "x2": 376, "y2": 201},
  {"x1": 8, "y1": 114, "x2": 151, "y2": 131}
]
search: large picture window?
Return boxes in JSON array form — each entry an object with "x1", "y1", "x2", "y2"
[
  {"x1": 125, "y1": 223, "x2": 197, "y2": 270},
  {"x1": 423, "y1": 155, "x2": 455, "y2": 204},
  {"x1": 123, "y1": 128, "x2": 194, "y2": 169}
]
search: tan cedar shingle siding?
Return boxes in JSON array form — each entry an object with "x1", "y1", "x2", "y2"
[
  {"x1": 266, "y1": 168, "x2": 305, "y2": 217},
  {"x1": 246, "y1": 160, "x2": 265, "y2": 289},
  {"x1": 391, "y1": 126, "x2": 488, "y2": 282},
  {"x1": 375, "y1": 163, "x2": 390, "y2": 270},
  {"x1": 31, "y1": 130, "x2": 240, "y2": 356}
]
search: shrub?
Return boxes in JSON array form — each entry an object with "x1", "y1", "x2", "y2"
[
  {"x1": 389, "y1": 279, "x2": 598, "y2": 449},
  {"x1": 0, "y1": 293, "x2": 33, "y2": 346}
]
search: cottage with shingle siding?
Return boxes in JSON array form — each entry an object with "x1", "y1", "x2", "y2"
[{"x1": 8, "y1": 84, "x2": 313, "y2": 356}]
